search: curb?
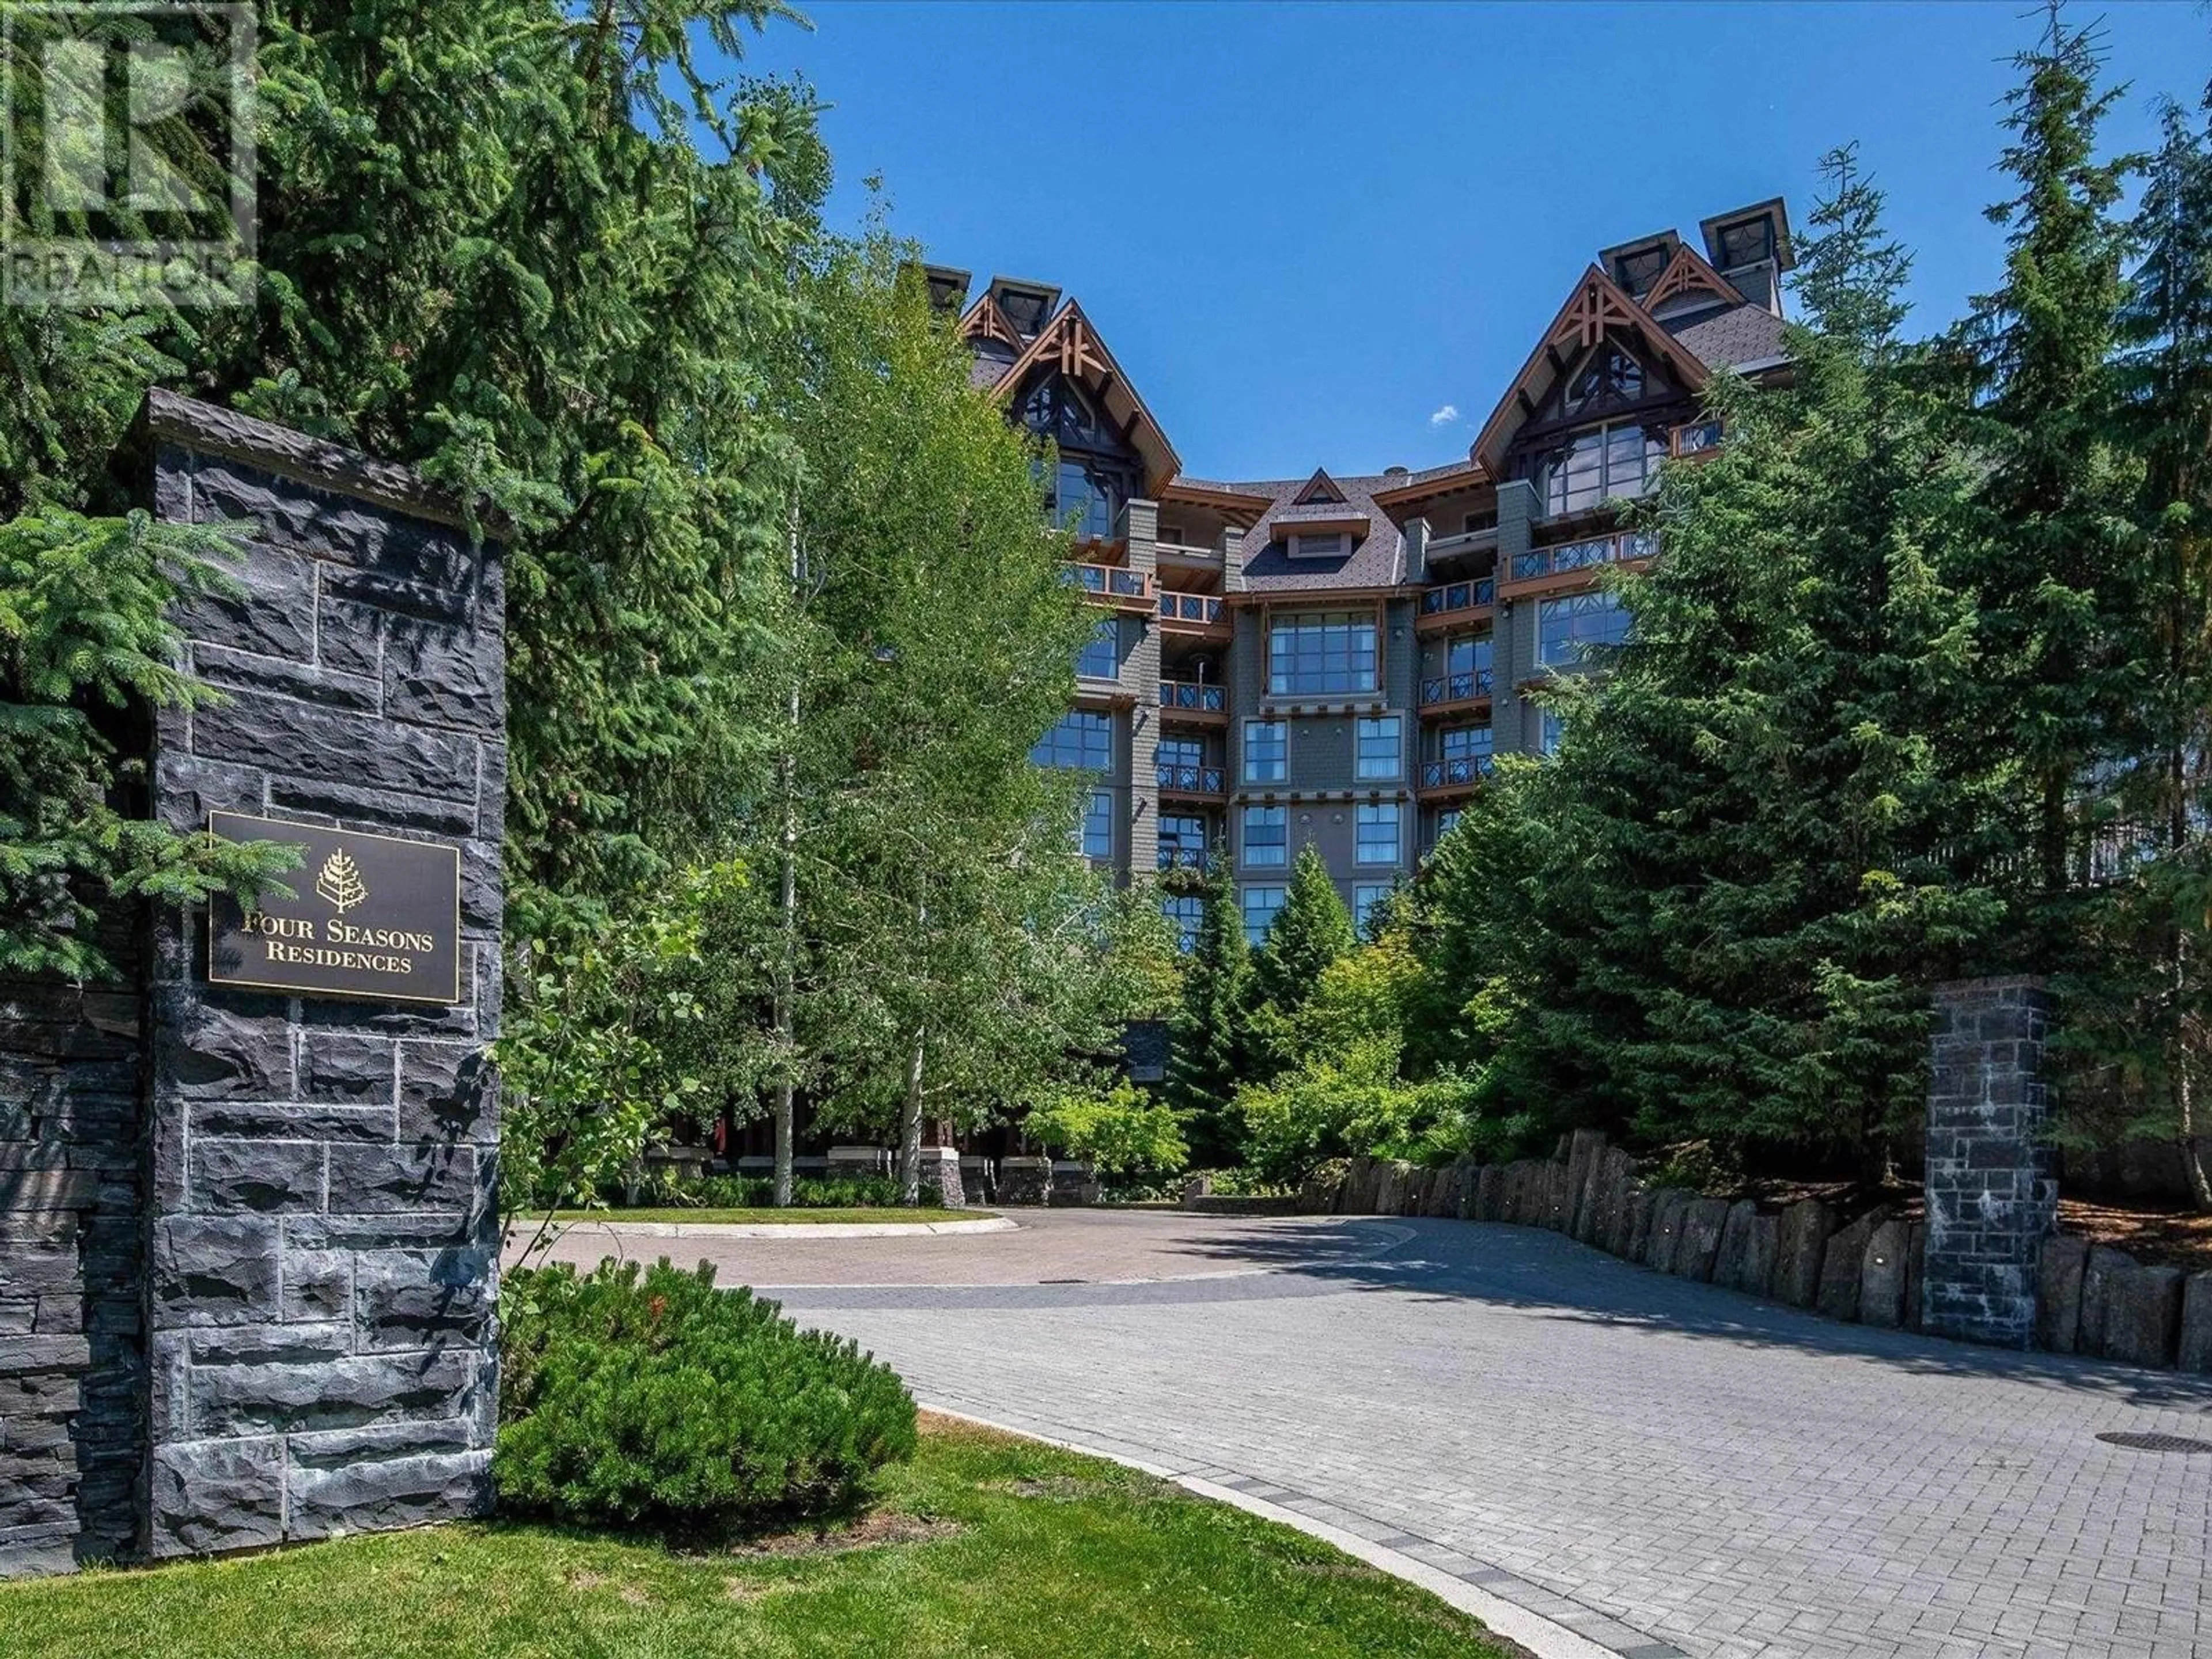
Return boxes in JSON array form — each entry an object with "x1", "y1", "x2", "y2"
[
  {"x1": 923, "y1": 1405, "x2": 1681, "y2": 1659},
  {"x1": 540, "y1": 1215, "x2": 1018, "y2": 1241}
]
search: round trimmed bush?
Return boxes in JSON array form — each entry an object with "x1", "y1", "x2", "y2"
[{"x1": 495, "y1": 1258, "x2": 917, "y2": 1532}]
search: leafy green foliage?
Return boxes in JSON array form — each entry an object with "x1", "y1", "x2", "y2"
[
  {"x1": 496, "y1": 1257, "x2": 917, "y2": 1533},
  {"x1": 0, "y1": 511, "x2": 300, "y2": 977},
  {"x1": 1237, "y1": 1037, "x2": 1478, "y2": 1186},
  {"x1": 1027, "y1": 1080, "x2": 1189, "y2": 1176}
]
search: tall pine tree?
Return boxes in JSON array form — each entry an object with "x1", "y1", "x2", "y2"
[
  {"x1": 1946, "y1": 2, "x2": 2143, "y2": 935},
  {"x1": 1164, "y1": 852, "x2": 1252, "y2": 1168},
  {"x1": 2052, "y1": 78, "x2": 2212, "y2": 1207}
]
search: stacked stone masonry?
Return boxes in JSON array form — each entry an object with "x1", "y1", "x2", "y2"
[
  {"x1": 1922, "y1": 976, "x2": 2059, "y2": 1347},
  {"x1": 0, "y1": 393, "x2": 506, "y2": 1578},
  {"x1": 1297, "y1": 1131, "x2": 2212, "y2": 1377}
]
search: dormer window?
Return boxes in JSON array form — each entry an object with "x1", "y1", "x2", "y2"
[
  {"x1": 991, "y1": 279, "x2": 1057, "y2": 338},
  {"x1": 1715, "y1": 217, "x2": 1774, "y2": 272},
  {"x1": 1614, "y1": 245, "x2": 1668, "y2": 294},
  {"x1": 1289, "y1": 531, "x2": 1350, "y2": 560}
]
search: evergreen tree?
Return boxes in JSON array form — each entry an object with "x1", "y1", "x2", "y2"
[
  {"x1": 1250, "y1": 846, "x2": 1357, "y2": 1020},
  {"x1": 1164, "y1": 851, "x2": 1252, "y2": 1168},
  {"x1": 1423, "y1": 150, "x2": 2002, "y2": 1173},
  {"x1": 2051, "y1": 81, "x2": 2212, "y2": 1207},
  {"x1": 1946, "y1": 2, "x2": 2143, "y2": 930}
]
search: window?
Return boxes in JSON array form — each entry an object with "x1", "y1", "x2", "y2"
[
  {"x1": 1268, "y1": 610, "x2": 1378, "y2": 695},
  {"x1": 1243, "y1": 719, "x2": 1288, "y2": 783},
  {"x1": 1716, "y1": 217, "x2": 1774, "y2": 271},
  {"x1": 1055, "y1": 457, "x2": 1120, "y2": 541},
  {"x1": 1031, "y1": 710, "x2": 1112, "y2": 771},
  {"x1": 1082, "y1": 788, "x2": 1114, "y2": 859},
  {"x1": 1355, "y1": 715, "x2": 1402, "y2": 781},
  {"x1": 1158, "y1": 736, "x2": 1203, "y2": 773},
  {"x1": 1434, "y1": 807, "x2": 1463, "y2": 843},
  {"x1": 1158, "y1": 813, "x2": 1209, "y2": 870},
  {"x1": 1537, "y1": 590, "x2": 1632, "y2": 671},
  {"x1": 1540, "y1": 422, "x2": 1664, "y2": 516},
  {"x1": 1161, "y1": 893, "x2": 1203, "y2": 952},
  {"x1": 1461, "y1": 510, "x2": 1497, "y2": 536},
  {"x1": 1562, "y1": 347, "x2": 1645, "y2": 417},
  {"x1": 1289, "y1": 531, "x2": 1350, "y2": 559},
  {"x1": 1446, "y1": 632, "x2": 1493, "y2": 679},
  {"x1": 1539, "y1": 709, "x2": 1566, "y2": 756},
  {"x1": 1438, "y1": 724, "x2": 1494, "y2": 782},
  {"x1": 1241, "y1": 884, "x2": 1286, "y2": 946},
  {"x1": 1243, "y1": 804, "x2": 1287, "y2": 868},
  {"x1": 1353, "y1": 882, "x2": 1393, "y2": 935},
  {"x1": 1612, "y1": 244, "x2": 1669, "y2": 293},
  {"x1": 1355, "y1": 802, "x2": 1399, "y2": 866},
  {"x1": 1077, "y1": 618, "x2": 1118, "y2": 680}
]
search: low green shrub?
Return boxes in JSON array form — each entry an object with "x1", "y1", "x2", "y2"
[
  {"x1": 496, "y1": 1258, "x2": 918, "y2": 1533},
  {"x1": 627, "y1": 1169, "x2": 942, "y2": 1211}
]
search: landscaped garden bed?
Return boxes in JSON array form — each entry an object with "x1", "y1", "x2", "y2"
[{"x1": 0, "y1": 1418, "x2": 1512, "y2": 1659}]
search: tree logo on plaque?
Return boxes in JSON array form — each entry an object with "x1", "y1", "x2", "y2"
[{"x1": 315, "y1": 850, "x2": 370, "y2": 914}]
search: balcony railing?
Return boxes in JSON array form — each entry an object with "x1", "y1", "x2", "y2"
[
  {"x1": 1509, "y1": 531, "x2": 1656, "y2": 586},
  {"x1": 1426, "y1": 525, "x2": 1499, "y2": 559},
  {"x1": 1418, "y1": 577, "x2": 1497, "y2": 621},
  {"x1": 1158, "y1": 590, "x2": 1226, "y2": 627},
  {"x1": 1156, "y1": 763, "x2": 1226, "y2": 794},
  {"x1": 1421, "y1": 755, "x2": 1494, "y2": 789},
  {"x1": 1065, "y1": 562, "x2": 1155, "y2": 603},
  {"x1": 1672, "y1": 419, "x2": 1723, "y2": 457},
  {"x1": 1159, "y1": 679, "x2": 1227, "y2": 713},
  {"x1": 1419, "y1": 667, "x2": 1495, "y2": 707},
  {"x1": 1157, "y1": 846, "x2": 1210, "y2": 872}
]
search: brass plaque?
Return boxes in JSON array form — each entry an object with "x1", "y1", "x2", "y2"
[{"x1": 206, "y1": 811, "x2": 463, "y2": 1005}]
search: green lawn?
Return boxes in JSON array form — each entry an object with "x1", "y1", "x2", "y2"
[
  {"x1": 544, "y1": 1207, "x2": 980, "y2": 1226},
  {"x1": 0, "y1": 1419, "x2": 1505, "y2": 1659}
]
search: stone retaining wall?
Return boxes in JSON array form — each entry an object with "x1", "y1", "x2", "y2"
[{"x1": 1300, "y1": 1132, "x2": 2212, "y2": 1376}]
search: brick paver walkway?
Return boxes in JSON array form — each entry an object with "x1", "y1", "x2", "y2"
[{"x1": 524, "y1": 1210, "x2": 2212, "y2": 1659}]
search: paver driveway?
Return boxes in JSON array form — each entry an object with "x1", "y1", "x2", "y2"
[{"x1": 525, "y1": 1210, "x2": 2212, "y2": 1659}]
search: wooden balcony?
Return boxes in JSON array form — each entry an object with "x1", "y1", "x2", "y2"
[
  {"x1": 1158, "y1": 679, "x2": 1229, "y2": 722},
  {"x1": 1418, "y1": 666, "x2": 1494, "y2": 718},
  {"x1": 1418, "y1": 755, "x2": 1493, "y2": 798},
  {"x1": 1500, "y1": 531, "x2": 1656, "y2": 600},
  {"x1": 1158, "y1": 589, "x2": 1230, "y2": 637},
  {"x1": 1671, "y1": 419, "x2": 1722, "y2": 459},
  {"x1": 1415, "y1": 576, "x2": 1497, "y2": 635},
  {"x1": 1156, "y1": 762, "x2": 1228, "y2": 799},
  {"x1": 1066, "y1": 562, "x2": 1156, "y2": 611}
]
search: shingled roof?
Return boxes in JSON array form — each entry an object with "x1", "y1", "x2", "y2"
[
  {"x1": 1667, "y1": 301, "x2": 1790, "y2": 371},
  {"x1": 1220, "y1": 471, "x2": 1409, "y2": 594}
]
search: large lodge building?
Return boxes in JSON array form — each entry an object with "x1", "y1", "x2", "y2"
[
  {"x1": 964, "y1": 197, "x2": 1797, "y2": 949},
  {"x1": 725, "y1": 199, "x2": 1796, "y2": 1186}
]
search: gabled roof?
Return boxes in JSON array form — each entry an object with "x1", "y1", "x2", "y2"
[
  {"x1": 1469, "y1": 264, "x2": 1713, "y2": 472},
  {"x1": 1643, "y1": 243, "x2": 1743, "y2": 314},
  {"x1": 1293, "y1": 467, "x2": 1346, "y2": 505},
  {"x1": 987, "y1": 300, "x2": 1183, "y2": 495},
  {"x1": 959, "y1": 291, "x2": 1022, "y2": 353}
]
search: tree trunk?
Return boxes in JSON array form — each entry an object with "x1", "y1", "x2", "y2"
[
  {"x1": 771, "y1": 703, "x2": 798, "y2": 1209},
  {"x1": 899, "y1": 1027, "x2": 925, "y2": 1207}
]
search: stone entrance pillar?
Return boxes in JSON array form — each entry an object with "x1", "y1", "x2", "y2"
[
  {"x1": 138, "y1": 395, "x2": 506, "y2": 1557},
  {"x1": 1922, "y1": 976, "x2": 2058, "y2": 1347}
]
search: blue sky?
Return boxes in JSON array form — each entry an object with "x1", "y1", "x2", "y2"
[{"x1": 732, "y1": 2, "x2": 2211, "y2": 482}]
